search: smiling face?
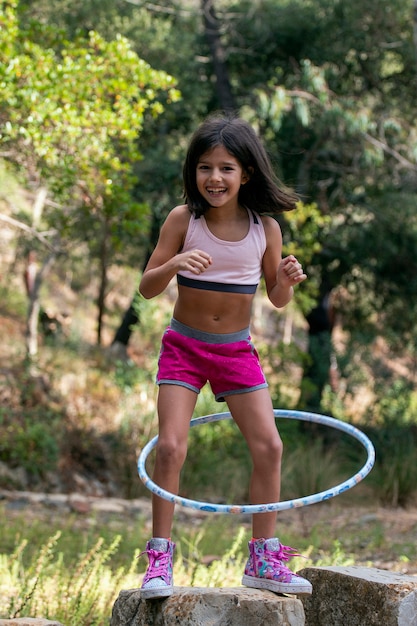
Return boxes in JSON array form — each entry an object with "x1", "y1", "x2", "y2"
[{"x1": 196, "y1": 145, "x2": 249, "y2": 209}]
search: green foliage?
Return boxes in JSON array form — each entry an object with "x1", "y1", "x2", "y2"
[
  {"x1": 258, "y1": 337, "x2": 307, "y2": 408},
  {"x1": 183, "y1": 412, "x2": 251, "y2": 504},
  {"x1": 113, "y1": 359, "x2": 147, "y2": 394},
  {"x1": 175, "y1": 527, "x2": 248, "y2": 588},
  {"x1": 0, "y1": 408, "x2": 60, "y2": 478},
  {"x1": 281, "y1": 201, "x2": 332, "y2": 312},
  {"x1": 1, "y1": 12, "x2": 179, "y2": 237},
  {"x1": 2, "y1": 0, "x2": 417, "y2": 512},
  {"x1": 236, "y1": 0, "x2": 417, "y2": 355},
  {"x1": 281, "y1": 438, "x2": 345, "y2": 502},
  {"x1": 366, "y1": 379, "x2": 417, "y2": 427},
  {"x1": 134, "y1": 292, "x2": 172, "y2": 347},
  {"x1": 364, "y1": 423, "x2": 417, "y2": 507},
  {"x1": 363, "y1": 380, "x2": 417, "y2": 507},
  {"x1": 2, "y1": 0, "x2": 416, "y2": 361},
  {"x1": 0, "y1": 1, "x2": 181, "y2": 342},
  {"x1": 1, "y1": 6, "x2": 180, "y2": 195},
  {"x1": 0, "y1": 284, "x2": 27, "y2": 318},
  {"x1": 1, "y1": 510, "x2": 406, "y2": 623},
  {"x1": 313, "y1": 539, "x2": 356, "y2": 568},
  {"x1": 0, "y1": 531, "x2": 133, "y2": 624}
]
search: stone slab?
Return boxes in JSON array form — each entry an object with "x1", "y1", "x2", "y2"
[
  {"x1": 298, "y1": 566, "x2": 417, "y2": 626},
  {"x1": 111, "y1": 586, "x2": 305, "y2": 626}
]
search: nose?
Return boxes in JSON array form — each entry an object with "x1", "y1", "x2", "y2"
[{"x1": 209, "y1": 167, "x2": 222, "y2": 181}]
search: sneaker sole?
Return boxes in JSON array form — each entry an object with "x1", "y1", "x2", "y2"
[
  {"x1": 242, "y1": 574, "x2": 312, "y2": 595},
  {"x1": 140, "y1": 586, "x2": 173, "y2": 600}
]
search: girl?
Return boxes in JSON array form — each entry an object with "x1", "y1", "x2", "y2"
[{"x1": 138, "y1": 114, "x2": 312, "y2": 599}]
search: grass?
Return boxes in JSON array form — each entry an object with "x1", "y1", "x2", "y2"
[
  {"x1": 2, "y1": 495, "x2": 417, "y2": 625},
  {"x1": 0, "y1": 531, "x2": 132, "y2": 625}
]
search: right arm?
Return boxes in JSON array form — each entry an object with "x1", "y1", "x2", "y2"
[{"x1": 139, "y1": 205, "x2": 212, "y2": 299}]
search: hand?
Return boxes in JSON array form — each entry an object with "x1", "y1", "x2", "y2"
[
  {"x1": 277, "y1": 255, "x2": 307, "y2": 286},
  {"x1": 177, "y1": 249, "x2": 212, "y2": 275}
]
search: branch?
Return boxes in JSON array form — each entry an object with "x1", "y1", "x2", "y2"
[
  {"x1": 123, "y1": 0, "x2": 193, "y2": 17},
  {"x1": 287, "y1": 89, "x2": 323, "y2": 105},
  {"x1": 363, "y1": 132, "x2": 417, "y2": 172},
  {"x1": 286, "y1": 89, "x2": 417, "y2": 172},
  {"x1": 0, "y1": 213, "x2": 59, "y2": 251}
]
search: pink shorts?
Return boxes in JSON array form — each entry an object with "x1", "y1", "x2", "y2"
[{"x1": 156, "y1": 318, "x2": 268, "y2": 402}]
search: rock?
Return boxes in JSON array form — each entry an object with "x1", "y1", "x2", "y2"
[
  {"x1": 90, "y1": 498, "x2": 126, "y2": 514},
  {"x1": 68, "y1": 493, "x2": 91, "y2": 514},
  {"x1": 0, "y1": 617, "x2": 64, "y2": 626},
  {"x1": 298, "y1": 566, "x2": 417, "y2": 625},
  {"x1": 0, "y1": 462, "x2": 28, "y2": 491},
  {"x1": 110, "y1": 586, "x2": 305, "y2": 626}
]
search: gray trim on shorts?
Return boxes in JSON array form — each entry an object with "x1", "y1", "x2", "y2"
[
  {"x1": 170, "y1": 318, "x2": 249, "y2": 344},
  {"x1": 215, "y1": 383, "x2": 269, "y2": 403},
  {"x1": 156, "y1": 379, "x2": 201, "y2": 394},
  {"x1": 156, "y1": 379, "x2": 269, "y2": 402}
]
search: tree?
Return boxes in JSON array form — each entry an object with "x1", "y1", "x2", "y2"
[
  {"x1": 201, "y1": 0, "x2": 235, "y2": 111},
  {"x1": 0, "y1": 0, "x2": 180, "y2": 349},
  {"x1": 414, "y1": 0, "x2": 417, "y2": 65},
  {"x1": 223, "y1": 0, "x2": 417, "y2": 404},
  {"x1": 5, "y1": 0, "x2": 417, "y2": 405}
]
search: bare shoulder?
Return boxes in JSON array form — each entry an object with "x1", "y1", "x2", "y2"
[
  {"x1": 156, "y1": 204, "x2": 191, "y2": 254},
  {"x1": 260, "y1": 215, "x2": 283, "y2": 243},
  {"x1": 165, "y1": 204, "x2": 192, "y2": 226}
]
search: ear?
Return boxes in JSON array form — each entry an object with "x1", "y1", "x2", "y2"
[{"x1": 241, "y1": 166, "x2": 253, "y2": 185}]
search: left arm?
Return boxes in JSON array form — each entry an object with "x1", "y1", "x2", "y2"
[{"x1": 261, "y1": 216, "x2": 307, "y2": 309}]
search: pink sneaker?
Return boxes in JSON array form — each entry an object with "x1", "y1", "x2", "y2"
[
  {"x1": 242, "y1": 537, "x2": 312, "y2": 595},
  {"x1": 140, "y1": 538, "x2": 175, "y2": 600}
]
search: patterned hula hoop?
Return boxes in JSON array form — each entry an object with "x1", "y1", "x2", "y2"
[{"x1": 137, "y1": 409, "x2": 375, "y2": 514}]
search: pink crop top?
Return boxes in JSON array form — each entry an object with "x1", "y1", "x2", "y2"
[{"x1": 177, "y1": 209, "x2": 266, "y2": 293}]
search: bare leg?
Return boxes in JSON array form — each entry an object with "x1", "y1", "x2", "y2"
[
  {"x1": 226, "y1": 388, "x2": 283, "y2": 538},
  {"x1": 151, "y1": 384, "x2": 198, "y2": 538}
]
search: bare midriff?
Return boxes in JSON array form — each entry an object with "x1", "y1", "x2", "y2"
[{"x1": 173, "y1": 285, "x2": 254, "y2": 334}]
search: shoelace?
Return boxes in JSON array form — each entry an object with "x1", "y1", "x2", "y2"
[
  {"x1": 274, "y1": 544, "x2": 302, "y2": 562},
  {"x1": 141, "y1": 548, "x2": 171, "y2": 583},
  {"x1": 263, "y1": 544, "x2": 304, "y2": 582}
]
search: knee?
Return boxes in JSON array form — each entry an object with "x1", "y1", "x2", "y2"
[
  {"x1": 267, "y1": 435, "x2": 283, "y2": 464},
  {"x1": 155, "y1": 437, "x2": 187, "y2": 470},
  {"x1": 254, "y1": 434, "x2": 283, "y2": 467}
]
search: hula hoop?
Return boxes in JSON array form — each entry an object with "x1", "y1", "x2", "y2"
[{"x1": 137, "y1": 410, "x2": 375, "y2": 514}]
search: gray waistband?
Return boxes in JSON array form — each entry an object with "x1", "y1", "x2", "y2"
[{"x1": 170, "y1": 318, "x2": 249, "y2": 344}]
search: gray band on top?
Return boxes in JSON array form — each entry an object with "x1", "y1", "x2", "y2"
[{"x1": 170, "y1": 318, "x2": 249, "y2": 344}]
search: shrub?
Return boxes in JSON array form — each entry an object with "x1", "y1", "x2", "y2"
[
  {"x1": 363, "y1": 379, "x2": 417, "y2": 506},
  {"x1": 0, "y1": 408, "x2": 59, "y2": 479}
]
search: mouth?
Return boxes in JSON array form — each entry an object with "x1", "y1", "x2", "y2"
[{"x1": 206, "y1": 187, "x2": 227, "y2": 195}]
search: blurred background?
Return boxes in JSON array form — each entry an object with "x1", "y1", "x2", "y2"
[{"x1": 1, "y1": 0, "x2": 417, "y2": 508}]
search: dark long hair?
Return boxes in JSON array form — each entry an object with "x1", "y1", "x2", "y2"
[{"x1": 183, "y1": 114, "x2": 298, "y2": 216}]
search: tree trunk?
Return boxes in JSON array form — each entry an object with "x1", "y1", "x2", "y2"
[
  {"x1": 97, "y1": 226, "x2": 109, "y2": 345},
  {"x1": 26, "y1": 298, "x2": 41, "y2": 357},
  {"x1": 24, "y1": 251, "x2": 57, "y2": 357},
  {"x1": 298, "y1": 287, "x2": 336, "y2": 413},
  {"x1": 413, "y1": 0, "x2": 417, "y2": 69},
  {"x1": 24, "y1": 187, "x2": 53, "y2": 358},
  {"x1": 111, "y1": 3, "x2": 235, "y2": 352},
  {"x1": 201, "y1": 0, "x2": 235, "y2": 111},
  {"x1": 112, "y1": 299, "x2": 139, "y2": 345},
  {"x1": 110, "y1": 209, "x2": 165, "y2": 350}
]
